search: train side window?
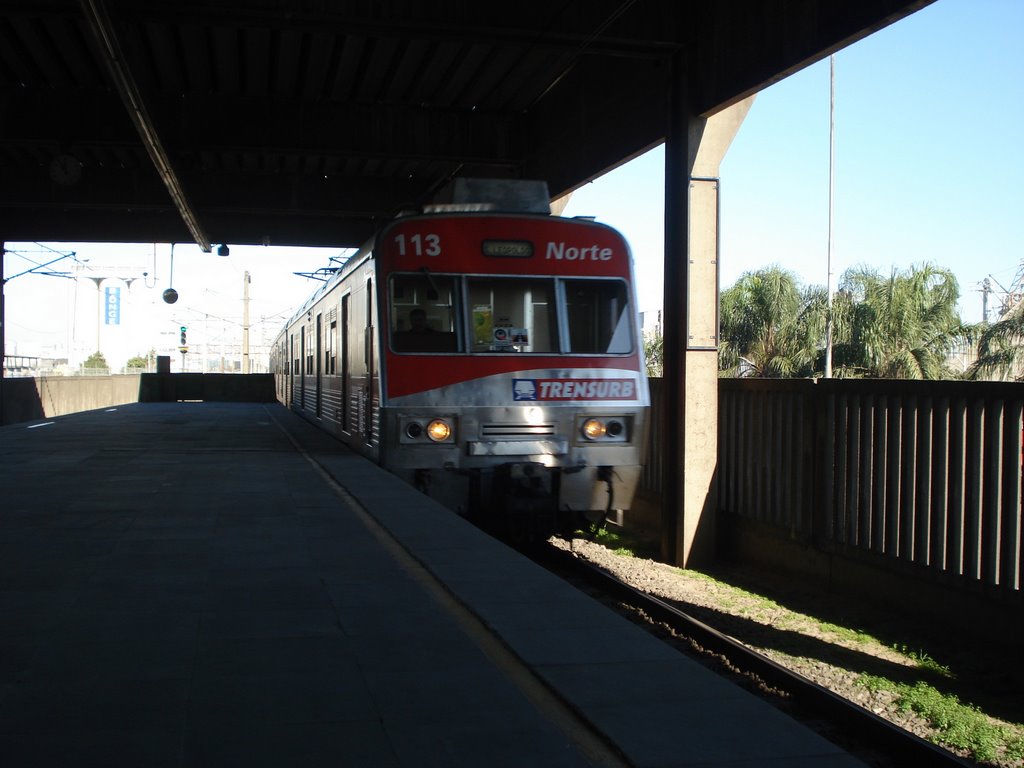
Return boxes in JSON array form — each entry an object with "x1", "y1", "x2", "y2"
[
  {"x1": 563, "y1": 279, "x2": 633, "y2": 354},
  {"x1": 390, "y1": 273, "x2": 459, "y2": 353},
  {"x1": 326, "y1": 319, "x2": 337, "y2": 375},
  {"x1": 305, "y1": 324, "x2": 315, "y2": 372},
  {"x1": 466, "y1": 278, "x2": 556, "y2": 353}
]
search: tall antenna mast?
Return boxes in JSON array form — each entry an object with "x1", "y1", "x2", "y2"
[{"x1": 824, "y1": 55, "x2": 836, "y2": 379}]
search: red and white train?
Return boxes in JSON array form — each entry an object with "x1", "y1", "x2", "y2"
[{"x1": 272, "y1": 179, "x2": 649, "y2": 538}]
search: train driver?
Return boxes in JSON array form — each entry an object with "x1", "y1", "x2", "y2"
[
  {"x1": 407, "y1": 308, "x2": 435, "y2": 334},
  {"x1": 394, "y1": 307, "x2": 455, "y2": 352}
]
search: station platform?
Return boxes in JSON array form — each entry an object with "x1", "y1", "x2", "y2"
[{"x1": 0, "y1": 402, "x2": 867, "y2": 767}]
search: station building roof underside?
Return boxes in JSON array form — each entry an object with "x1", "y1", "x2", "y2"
[{"x1": 0, "y1": 1, "x2": 932, "y2": 250}]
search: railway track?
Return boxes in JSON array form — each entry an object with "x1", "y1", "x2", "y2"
[{"x1": 529, "y1": 543, "x2": 973, "y2": 768}]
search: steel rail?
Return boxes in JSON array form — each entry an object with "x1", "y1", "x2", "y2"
[{"x1": 533, "y1": 544, "x2": 972, "y2": 768}]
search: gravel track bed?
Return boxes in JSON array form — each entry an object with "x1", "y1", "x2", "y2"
[{"x1": 550, "y1": 535, "x2": 1024, "y2": 768}]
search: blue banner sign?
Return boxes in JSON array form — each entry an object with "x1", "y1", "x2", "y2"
[{"x1": 104, "y1": 286, "x2": 121, "y2": 325}]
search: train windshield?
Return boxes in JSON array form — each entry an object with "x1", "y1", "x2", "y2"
[
  {"x1": 467, "y1": 278, "x2": 557, "y2": 353},
  {"x1": 563, "y1": 279, "x2": 633, "y2": 354},
  {"x1": 388, "y1": 274, "x2": 633, "y2": 354}
]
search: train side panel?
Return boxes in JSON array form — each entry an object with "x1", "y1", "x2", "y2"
[{"x1": 276, "y1": 257, "x2": 381, "y2": 462}]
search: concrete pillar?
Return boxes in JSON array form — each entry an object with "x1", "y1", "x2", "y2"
[
  {"x1": 1, "y1": 241, "x2": 5, "y2": 425},
  {"x1": 662, "y1": 52, "x2": 753, "y2": 568}
]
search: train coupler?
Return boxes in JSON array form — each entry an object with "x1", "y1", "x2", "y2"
[{"x1": 413, "y1": 468, "x2": 432, "y2": 494}]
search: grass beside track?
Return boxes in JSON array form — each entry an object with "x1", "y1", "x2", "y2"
[{"x1": 574, "y1": 526, "x2": 1024, "y2": 767}]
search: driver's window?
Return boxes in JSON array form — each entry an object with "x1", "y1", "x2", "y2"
[{"x1": 390, "y1": 274, "x2": 459, "y2": 352}]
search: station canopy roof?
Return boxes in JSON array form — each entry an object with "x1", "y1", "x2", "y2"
[{"x1": 0, "y1": 1, "x2": 931, "y2": 250}]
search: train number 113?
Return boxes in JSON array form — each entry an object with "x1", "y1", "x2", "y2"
[{"x1": 393, "y1": 233, "x2": 441, "y2": 257}]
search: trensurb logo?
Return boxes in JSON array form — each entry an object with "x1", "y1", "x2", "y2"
[
  {"x1": 512, "y1": 380, "x2": 538, "y2": 401},
  {"x1": 512, "y1": 378, "x2": 636, "y2": 401}
]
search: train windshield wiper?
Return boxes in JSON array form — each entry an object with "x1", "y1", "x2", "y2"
[{"x1": 420, "y1": 266, "x2": 441, "y2": 300}]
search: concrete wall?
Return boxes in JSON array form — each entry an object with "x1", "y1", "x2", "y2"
[
  {"x1": 138, "y1": 373, "x2": 276, "y2": 403},
  {"x1": 1, "y1": 375, "x2": 142, "y2": 425},
  {"x1": 1, "y1": 374, "x2": 276, "y2": 426},
  {"x1": 718, "y1": 514, "x2": 1022, "y2": 650}
]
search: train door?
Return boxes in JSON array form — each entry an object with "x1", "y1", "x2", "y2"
[
  {"x1": 341, "y1": 293, "x2": 350, "y2": 433},
  {"x1": 291, "y1": 333, "x2": 299, "y2": 408},
  {"x1": 325, "y1": 310, "x2": 338, "y2": 424},
  {"x1": 299, "y1": 325, "x2": 306, "y2": 410},
  {"x1": 365, "y1": 277, "x2": 375, "y2": 447},
  {"x1": 288, "y1": 341, "x2": 294, "y2": 406},
  {"x1": 343, "y1": 276, "x2": 373, "y2": 451},
  {"x1": 315, "y1": 312, "x2": 323, "y2": 418},
  {"x1": 281, "y1": 336, "x2": 286, "y2": 406}
]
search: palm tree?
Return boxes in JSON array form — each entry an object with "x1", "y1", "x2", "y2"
[
  {"x1": 719, "y1": 266, "x2": 822, "y2": 377},
  {"x1": 967, "y1": 309, "x2": 1024, "y2": 380},
  {"x1": 830, "y1": 263, "x2": 963, "y2": 379}
]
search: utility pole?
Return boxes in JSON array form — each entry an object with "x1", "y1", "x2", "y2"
[
  {"x1": 1, "y1": 242, "x2": 6, "y2": 425},
  {"x1": 242, "y1": 271, "x2": 251, "y2": 374},
  {"x1": 78, "y1": 276, "x2": 106, "y2": 363}
]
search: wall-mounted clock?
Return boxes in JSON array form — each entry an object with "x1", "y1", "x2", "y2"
[{"x1": 49, "y1": 154, "x2": 82, "y2": 186}]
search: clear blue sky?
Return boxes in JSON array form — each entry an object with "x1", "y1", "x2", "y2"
[
  {"x1": 4, "y1": 0, "x2": 1021, "y2": 366},
  {"x1": 562, "y1": 0, "x2": 1024, "y2": 325}
]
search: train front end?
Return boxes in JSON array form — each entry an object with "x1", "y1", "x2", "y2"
[{"x1": 378, "y1": 203, "x2": 649, "y2": 538}]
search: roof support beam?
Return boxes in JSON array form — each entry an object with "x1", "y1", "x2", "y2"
[{"x1": 79, "y1": 0, "x2": 212, "y2": 252}]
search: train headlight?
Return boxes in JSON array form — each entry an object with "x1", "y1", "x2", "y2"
[
  {"x1": 400, "y1": 416, "x2": 456, "y2": 444},
  {"x1": 579, "y1": 416, "x2": 629, "y2": 443},
  {"x1": 426, "y1": 419, "x2": 452, "y2": 442}
]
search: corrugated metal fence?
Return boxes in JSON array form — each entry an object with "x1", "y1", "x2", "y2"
[{"x1": 645, "y1": 378, "x2": 1023, "y2": 598}]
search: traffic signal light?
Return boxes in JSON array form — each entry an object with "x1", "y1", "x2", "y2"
[{"x1": 180, "y1": 326, "x2": 187, "y2": 345}]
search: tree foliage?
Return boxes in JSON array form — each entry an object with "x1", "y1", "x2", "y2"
[
  {"x1": 967, "y1": 309, "x2": 1024, "y2": 381},
  {"x1": 643, "y1": 330, "x2": 663, "y2": 377},
  {"x1": 830, "y1": 263, "x2": 964, "y2": 379},
  {"x1": 82, "y1": 351, "x2": 109, "y2": 370},
  {"x1": 719, "y1": 266, "x2": 824, "y2": 378},
  {"x1": 717, "y1": 262, "x2": 966, "y2": 380},
  {"x1": 125, "y1": 354, "x2": 150, "y2": 370},
  {"x1": 125, "y1": 349, "x2": 156, "y2": 371}
]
